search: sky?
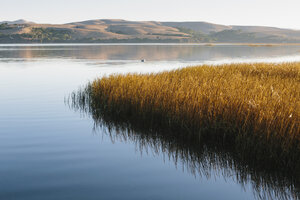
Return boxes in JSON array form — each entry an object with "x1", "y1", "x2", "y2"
[{"x1": 1, "y1": 0, "x2": 300, "y2": 29}]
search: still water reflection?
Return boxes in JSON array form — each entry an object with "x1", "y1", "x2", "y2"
[
  {"x1": 68, "y1": 84, "x2": 299, "y2": 200},
  {"x1": 0, "y1": 44, "x2": 299, "y2": 200},
  {"x1": 1, "y1": 43, "x2": 300, "y2": 62}
]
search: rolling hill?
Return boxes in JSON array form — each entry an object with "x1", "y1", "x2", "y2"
[{"x1": 1, "y1": 19, "x2": 300, "y2": 43}]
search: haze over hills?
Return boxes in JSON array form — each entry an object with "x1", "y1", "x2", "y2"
[{"x1": 1, "y1": 19, "x2": 300, "y2": 43}]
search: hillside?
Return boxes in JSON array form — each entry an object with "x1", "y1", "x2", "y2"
[{"x1": 1, "y1": 19, "x2": 300, "y2": 43}]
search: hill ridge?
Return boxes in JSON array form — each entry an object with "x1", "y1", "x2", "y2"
[{"x1": 1, "y1": 19, "x2": 300, "y2": 43}]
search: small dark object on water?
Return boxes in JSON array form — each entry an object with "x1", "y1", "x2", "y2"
[{"x1": 141, "y1": 59, "x2": 146, "y2": 62}]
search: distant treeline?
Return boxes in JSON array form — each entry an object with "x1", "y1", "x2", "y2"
[
  {"x1": 0, "y1": 28, "x2": 183, "y2": 43},
  {"x1": 1, "y1": 26, "x2": 299, "y2": 43}
]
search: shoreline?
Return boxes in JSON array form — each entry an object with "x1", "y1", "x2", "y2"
[{"x1": 1, "y1": 42, "x2": 300, "y2": 46}]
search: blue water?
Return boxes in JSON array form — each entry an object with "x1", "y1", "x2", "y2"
[{"x1": 0, "y1": 44, "x2": 299, "y2": 200}]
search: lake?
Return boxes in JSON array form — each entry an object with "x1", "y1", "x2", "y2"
[{"x1": 0, "y1": 44, "x2": 299, "y2": 200}]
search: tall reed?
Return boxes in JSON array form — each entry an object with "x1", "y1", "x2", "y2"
[{"x1": 85, "y1": 62, "x2": 300, "y2": 169}]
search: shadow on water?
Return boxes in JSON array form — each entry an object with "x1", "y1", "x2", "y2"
[{"x1": 67, "y1": 85, "x2": 299, "y2": 200}]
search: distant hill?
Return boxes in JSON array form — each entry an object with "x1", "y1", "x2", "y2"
[
  {"x1": 0, "y1": 19, "x2": 35, "y2": 24},
  {"x1": 1, "y1": 19, "x2": 300, "y2": 43},
  {"x1": 161, "y1": 21, "x2": 230, "y2": 34}
]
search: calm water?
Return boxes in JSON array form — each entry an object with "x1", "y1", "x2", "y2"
[{"x1": 0, "y1": 44, "x2": 299, "y2": 200}]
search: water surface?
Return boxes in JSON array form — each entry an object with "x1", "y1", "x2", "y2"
[{"x1": 0, "y1": 44, "x2": 299, "y2": 200}]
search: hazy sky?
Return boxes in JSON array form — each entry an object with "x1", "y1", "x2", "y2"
[{"x1": 1, "y1": 0, "x2": 300, "y2": 29}]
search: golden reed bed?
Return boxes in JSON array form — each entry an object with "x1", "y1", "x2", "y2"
[{"x1": 80, "y1": 63, "x2": 299, "y2": 169}]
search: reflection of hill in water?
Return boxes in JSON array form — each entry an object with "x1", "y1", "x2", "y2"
[
  {"x1": 1, "y1": 45, "x2": 300, "y2": 61},
  {"x1": 68, "y1": 87, "x2": 299, "y2": 200}
]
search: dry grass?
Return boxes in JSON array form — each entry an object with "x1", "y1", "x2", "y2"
[{"x1": 89, "y1": 63, "x2": 299, "y2": 153}]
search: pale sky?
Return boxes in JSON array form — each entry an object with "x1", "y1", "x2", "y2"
[{"x1": 1, "y1": 0, "x2": 300, "y2": 29}]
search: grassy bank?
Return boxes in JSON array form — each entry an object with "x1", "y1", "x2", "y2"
[{"x1": 79, "y1": 62, "x2": 299, "y2": 169}]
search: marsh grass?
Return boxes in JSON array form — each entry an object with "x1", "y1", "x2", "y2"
[
  {"x1": 70, "y1": 99, "x2": 299, "y2": 200},
  {"x1": 73, "y1": 62, "x2": 300, "y2": 173},
  {"x1": 68, "y1": 63, "x2": 300, "y2": 199}
]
